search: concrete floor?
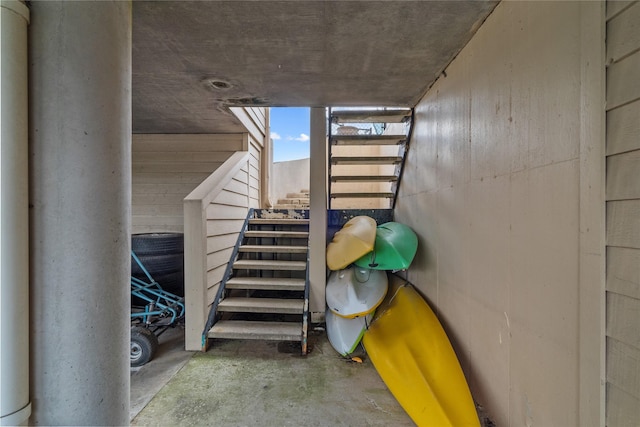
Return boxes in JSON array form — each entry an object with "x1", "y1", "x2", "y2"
[
  {"x1": 130, "y1": 328, "x2": 415, "y2": 426},
  {"x1": 130, "y1": 326, "x2": 194, "y2": 421}
]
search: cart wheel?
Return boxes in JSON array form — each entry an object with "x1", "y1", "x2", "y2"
[{"x1": 131, "y1": 327, "x2": 159, "y2": 367}]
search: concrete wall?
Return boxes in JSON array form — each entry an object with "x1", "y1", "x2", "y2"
[
  {"x1": 132, "y1": 134, "x2": 244, "y2": 233},
  {"x1": 604, "y1": 2, "x2": 640, "y2": 425},
  {"x1": 394, "y1": 2, "x2": 605, "y2": 425},
  {"x1": 272, "y1": 158, "x2": 310, "y2": 201}
]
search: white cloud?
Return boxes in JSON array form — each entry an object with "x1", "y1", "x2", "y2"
[
  {"x1": 295, "y1": 133, "x2": 310, "y2": 142},
  {"x1": 270, "y1": 132, "x2": 281, "y2": 140}
]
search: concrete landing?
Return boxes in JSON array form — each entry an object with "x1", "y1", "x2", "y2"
[{"x1": 131, "y1": 330, "x2": 414, "y2": 426}]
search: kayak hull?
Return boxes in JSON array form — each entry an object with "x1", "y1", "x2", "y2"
[
  {"x1": 355, "y1": 222, "x2": 418, "y2": 271},
  {"x1": 326, "y1": 267, "x2": 388, "y2": 318},
  {"x1": 326, "y1": 309, "x2": 372, "y2": 357},
  {"x1": 326, "y1": 216, "x2": 376, "y2": 271},
  {"x1": 363, "y1": 277, "x2": 480, "y2": 427}
]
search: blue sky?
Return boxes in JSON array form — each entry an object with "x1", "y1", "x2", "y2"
[{"x1": 270, "y1": 107, "x2": 310, "y2": 162}]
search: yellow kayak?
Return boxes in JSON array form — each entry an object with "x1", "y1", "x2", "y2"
[
  {"x1": 363, "y1": 277, "x2": 480, "y2": 427},
  {"x1": 326, "y1": 216, "x2": 376, "y2": 271}
]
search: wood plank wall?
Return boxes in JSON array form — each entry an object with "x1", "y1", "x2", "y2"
[
  {"x1": 231, "y1": 106, "x2": 268, "y2": 207},
  {"x1": 202, "y1": 147, "x2": 261, "y2": 314},
  {"x1": 132, "y1": 134, "x2": 244, "y2": 233},
  {"x1": 204, "y1": 163, "x2": 252, "y2": 305},
  {"x1": 605, "y1": 2, "x2": 640, "y2": 425}
]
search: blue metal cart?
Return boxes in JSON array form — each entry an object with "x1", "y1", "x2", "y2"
[{"x1": 130, "y1": 250, "x2": 185, "y2": 366}]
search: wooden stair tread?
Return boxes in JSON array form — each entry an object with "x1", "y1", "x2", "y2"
[
  {"x1": 249, "y1": 218, "x2": 309, "y2": 225},
  {"x1": 244, "y1": 230, "x2": 309, "y2": 238},
  {"x1": 208, "y1": 320, "x2": 302, "y2": 341},
  {"x1": 218, "y1": 297, "x2": 304, "y2": 314},
  {"x1": 239, "y1": 245, "x2": 308, "y2": 253},
  {"x1": 276, "y1": 198, "x2": 310, "y2": 204},
  {"x1": 331, "y1": 156, "x2": 402, "y2": 165},
  {"x1": 330, "y1": 134, "x2": 407, "y2": 145},
  {"x1": 271, "y1": 204, "x2": 310, "y2": 209},
  {"x1": 233, "y1": 259, "x2": 307, "y2": 270},
  {"x1": 331, "y1": 192, "x2": 395, "y2": 198},
  {"x1": 331, "y1": 109, "x2": 412, "y2": 123},
  {"x1": 226, "y1": 277, "x2": 306, "y2": 291},
  {"x1": 331, "y1": 175, "x2": 398, "y2": 182}
]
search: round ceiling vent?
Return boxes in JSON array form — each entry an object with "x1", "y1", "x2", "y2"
[{"x1": 202, "y1": 78, "x2": 233, "y2": 90}]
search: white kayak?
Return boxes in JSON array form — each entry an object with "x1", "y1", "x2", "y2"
[
  {"x1": 326, "y1": 266, "x2": 388, "y2": 318},
  {"x1": 326, "y1": 308, "x2": 373, "y2": 357}
]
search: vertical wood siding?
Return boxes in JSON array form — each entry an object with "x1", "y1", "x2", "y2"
[
  {"x1": 606, "y1": 1, "x2": 640, "y2": 425},
  {"x1": 132, "y1": 134, "x2": 244, "y2": 233}
]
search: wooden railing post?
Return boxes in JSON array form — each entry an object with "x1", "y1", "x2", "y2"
[{"x1": 184, "y1": 198, "x2": 207, "y2": 351}]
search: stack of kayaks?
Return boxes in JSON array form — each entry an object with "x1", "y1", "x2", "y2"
[
  {"x1": 324, "y1": 216, "x2": 418, "y2": 357},
  {"x1": 325, "y1": 217, "x2": 479, "y2": 425},
  {"x1": 325, "y1": 216, "x2": 382, "y2": 357}
]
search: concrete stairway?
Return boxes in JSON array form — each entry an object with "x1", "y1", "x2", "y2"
[
  {"x1": 204, "y1": 209, "x2": 310, "y2": 354},
  {"x1": 329, "y1": 108, "x2": 413, "y2": 209},
  {"x1": 273, "y1": 190, "x2": 310, "y2": 209}
]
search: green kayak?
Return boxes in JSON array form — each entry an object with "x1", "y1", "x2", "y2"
[{"x1": 355, "y1": 222, "x2": 418, "y2": 270}]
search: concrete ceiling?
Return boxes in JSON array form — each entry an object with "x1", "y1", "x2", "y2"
[{"x1": 133, "y1": 1, "x2": 498, "y2": 134}]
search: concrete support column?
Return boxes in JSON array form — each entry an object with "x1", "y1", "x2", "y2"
[
  {"x1": 0, "y1": 1, "x2": 31, "y2": 426},
  {"x1": 309, "y1": 107, "x2": 327, "y2": 322},
  {"x1": 29, "y1": 2, "x2": 131, "y2": 425}
]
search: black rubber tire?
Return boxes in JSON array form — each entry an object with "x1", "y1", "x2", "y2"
[
  {"x1": 131, "y1": 253, "x2": 183, "y2": 277},
  {"x1": 130, "y1": 233, "x2": 185, "y2": 305},
  {"x1": 132, "y1": 271, "x2": 184, "y2": 297},
  {"x1": 132, "y1": 233, "x2": 184, "y2": 256},
  {"x1": 150, "y1": 271, "x2": 184, "y2": 297},
  {"x1": 130, "y1": 327, "x2": 159, "y2": 367}
]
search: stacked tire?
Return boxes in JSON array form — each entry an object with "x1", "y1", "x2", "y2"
[{"x1": 131, "y1": 233, "x2": 184, "y2": 298}]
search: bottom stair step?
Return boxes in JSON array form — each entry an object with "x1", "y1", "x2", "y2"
[{"x1": 208, "y1": 320, "x2": 302, "y2": 341}]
